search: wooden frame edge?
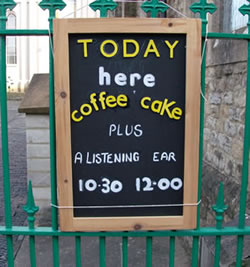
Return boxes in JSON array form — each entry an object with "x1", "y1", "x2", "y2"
[{"x1": 54, "y1": 18, "x2": 201, "y2": 232}]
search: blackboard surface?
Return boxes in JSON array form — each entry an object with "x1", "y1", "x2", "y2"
[{"x1": 69, "y1": 33, "x2": 186, "y2": 217}]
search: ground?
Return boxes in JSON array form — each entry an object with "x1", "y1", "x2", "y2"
[{"x1": 0, "y1": 100, "x2": 27, "y2": 267}]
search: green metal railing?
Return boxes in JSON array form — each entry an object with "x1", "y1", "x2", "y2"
[{"x1": 0, "y1": 0, "x2": 249, "y2": 266}]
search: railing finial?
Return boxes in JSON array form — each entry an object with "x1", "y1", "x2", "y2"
[
  {"x1": 190, "y1": 0, "x2": 216, "y2": 24},
  {"x1": 23, "y1": 181, "x2": 39, "y2": 229},
  {"x1": 141, "y1": 0, "x2": 168, "y2": 18},
  {"x1": 212, "y1": 182, "x2": 228, "y2": 229},
  {"x1": 239, "y1": 0, "x2": 250, "y2": 31},
  {"x1": 90, "y1": 0, "x2": 118, "y2": 18},
  {"x1": 39, "y1": 0, "x2": 66, "y2": 22},
  {"x1": 0, "y1": 0, "x2": 16, "y2": 26}
]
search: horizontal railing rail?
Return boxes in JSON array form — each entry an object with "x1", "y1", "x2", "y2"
[{"x1": 1, "y1": 226, "x2": 250, "y2": 237}]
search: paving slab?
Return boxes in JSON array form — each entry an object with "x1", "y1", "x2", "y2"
[{"x1": 15, "y1": 235, "x2": 191, "y2": 267}]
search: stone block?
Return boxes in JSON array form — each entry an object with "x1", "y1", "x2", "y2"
[
  {"x1": 218, "y1": 133, "x2": 232, "y2": 153},
  {"x1": 211, "y1": 149, "x2": 225, "y2": 170},
  {"x1": 33, "y1": 187, "x2": 51, "y2": 201},
  {"x1": 234, "y1": 62, "x2": 246, "y2": 74},
  {"x1": 222, "y1": 64, "x2": 233, "y2": 75},
  {"x1": 27, "y1": 159, "x2": 50, "y2": 172},
  {"x1": 237, "y1": 124, "x2": 245, "y2": 140},
  {"x1": 228, "y1": 107, "x2": 244, "y2": 122},
  {"x1": 209, "y1": 93, "x2": 221, "y2": 105},
  {"x1": 27, "y1": 129, "x2": 50, "y2": 144},
  {"x1": 216, "y1": 117, "x2": 225, "y2": 133},
  {"x1": 224, "y1": 158, "x2": 234, "y2": 176},
  {"x1": 28, "y1": 171, "x2": 50, "y2": 187},
  {"x1": 241, "y1": 73, "x2": 247, "y2": 88},
  {"x1": 234, "y1": 90, "x2": 246, "y2": 108},
  {"x1": 232, "y1": 139, "x2": 243, "y2": 161},
  {"x1": 205, "y1": 152, "x2": 212, "y2": 163},
  {"x1": 27, "y1": 144, "x2": 50, "y2": 158},
  {"x1": 204, "y1": 144, "x2": 213, "y2": 163},
  {"x1": 210, "y1": 130, "x2": 218, "y2": 146},
  {"x1": 206, "y1": 67, "x2": 215, "y2": 78},
  {"x1": 35, "y1": 199, "x2": 51, "y2": 210},
  {"x1": 203, "y1": 128, "x2": 210, "y2": 141},
  {"x1": 206, "y1": 79, "x2": 216, "y2": 91},
  {"x1": 224, "y1": 119, "x2": 237, "y2": 137},
  {"x1": 206, "y1": 116, "x2": 217, "y2": 129},
  {"x1": 235, "y1": 162, "x2": 242, "y2": 179},
  {"x1": 233, "y1": 82, "x2": 242, "y2": 92},
  {"x1": 223, "y1": 92, "x2": 233, "y2": 105},
  {"x1": 217, "y1": 78, "x2": 226, "y2": 92},
  {"x1": 205, "y1": 104, "x2": 219, "y2": 116},
  {"x1": 26, "y1": 115, "x2": 49, "y2": 129},
  {"x1": 18, "y1": 74, "x2": 49, "y2": 114}
]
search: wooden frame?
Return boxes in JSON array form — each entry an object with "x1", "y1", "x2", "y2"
[{"x1": 53, "y1": 18, "x2": 201, "y2": 231}]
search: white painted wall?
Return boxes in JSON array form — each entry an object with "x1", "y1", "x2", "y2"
[
  {"x1": 26, "y1": 114, "x2": 51, "y2": 208},
  {"x1": 232, "y1": 0, "x2": 248, "y2": 31},
  {"x1": 7, "y1": 0, "x2": 98, "y2": 93}
]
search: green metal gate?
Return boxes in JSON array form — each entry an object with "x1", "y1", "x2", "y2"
[{"x1": 0, "y1": 0, "x2": 249, "y2": 266}]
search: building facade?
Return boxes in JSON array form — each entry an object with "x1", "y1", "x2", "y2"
[{"x1": 6, "y1": 0, "x2": 98, "y2": 93}]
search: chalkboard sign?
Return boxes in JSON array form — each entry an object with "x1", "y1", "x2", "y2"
[{"x1": 54, "y1": 18, "x2": 201, "y2": 231}]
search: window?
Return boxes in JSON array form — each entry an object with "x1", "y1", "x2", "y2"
[
  {"x1": 6, "y1": 13, "x2": 17, "y2": 64},
  {"x1": 232, "y1": 0, "x2": 248, "y2": 31}
]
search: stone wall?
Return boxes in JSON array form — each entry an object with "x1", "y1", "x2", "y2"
[
  {"x1": 204, "y1": 62, "x2": 247, "y2": 183},
  {"x1": 167, "y1": 0, "x2": 250, "y2": 223},
  {"x1": 202, "y1": 32, "x2": 250, "y2": 223},
  {"x1": 167, "y1": 0, "x2": 194, "y2": 18}
]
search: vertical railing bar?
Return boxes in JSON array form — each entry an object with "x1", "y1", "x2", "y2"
[
  {"x1": 169, "y1": 236, "x2": 175, "y2": 267},
  {"x1": 146, "y1": 236, "x2": 152, "y2": 267},
  {"x1": 0, "y1": 13, "x2": 14, "y2": 267},
  {"x1": 29, "y1": 236, "x2": 37, "y2": 267},
  {"x1": 235, "y1": 37, "x2": 250, "y2": 267},
  {"x1": 192, "y1": 29, "x2": 207, "y2": 267},
  {"x1": 49, "y1": 16, "x2": 58, "y2": 234},
  {"x1": 23, "y1": 181, "x2": 39, "y2": 267},
  {"x1": 6, "y1": 237, "x2": 14, "y2": 267},
  {"x1": 75, "y1": 236, "x2": 82, "y2": 267},
  {"x1": 236, "y1": 237, "x2": 244, "y2": 267},
  {"x1": 99, "y1": 236, "x2": 106, "y2": 267},
  {"x1": 122, "y1": 236, "x2": 128, "y2": 267},
  {"x1": 212, "y1": 183, "x2": 227, "y2": 267},
  {"x1": 213, "y1": 236, "x2": 221, "y2": 267},
  {"x1": 48, "y1": 12, "x2": 60, "y2": 267}
]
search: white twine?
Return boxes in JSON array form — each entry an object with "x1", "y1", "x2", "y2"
[
  {"x1": 62, "y1": 3, "x2": 89, "y2": 18},
  {"x1": 51, "y1": 200, "x2": 201, "y2": 209},
  {"x1": 59, "y1": 1, "x2": 188, "y2": 19},
  {"x1": 200, "y1": 22, "x2": 209, "y2": 102},
  {"x1": 165, "y1": 3, "x2": 188, "y2": 18},
  {"x1": 48, "y1": 26, "x2": 54, "y2": 58}
]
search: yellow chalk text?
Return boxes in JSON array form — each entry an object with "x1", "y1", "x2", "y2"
[
  {"x1": 77, "y1": 39, "x2": 180, "y2": 59},
  {"x1": 72, "y1": 91, "x2": 128, "y2": 122},
  {"x1": 140, "y1": 96, "x2": 183, "y2": 120}
]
